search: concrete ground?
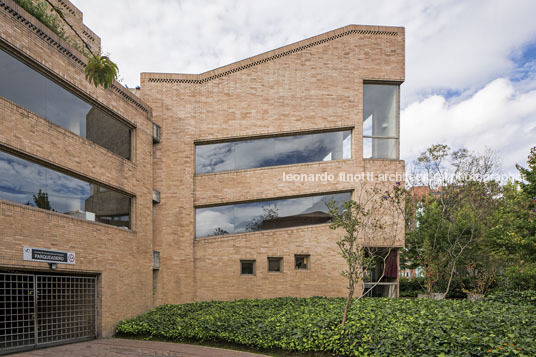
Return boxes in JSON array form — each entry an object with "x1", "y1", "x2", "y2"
[{"x1": 8, "y1": 338, "x2": 267, "y2": 357}]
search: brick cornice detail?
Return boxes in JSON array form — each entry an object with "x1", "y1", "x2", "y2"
[{"x1": 146, "y1": 26, "x2": 401, "y2": 84}]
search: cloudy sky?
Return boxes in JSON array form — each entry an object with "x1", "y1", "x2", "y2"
[{"x1": 71, "y1": 0, "x2": 536, "y2": 175}]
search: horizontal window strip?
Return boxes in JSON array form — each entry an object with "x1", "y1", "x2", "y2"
[
  {"x1": 195, "y1": 192, "x2": 350, "y2": 238},
  {"x1": 0, "y1": 48, "x2": 132, "y2": 160},
  {"x1": 0, "y1": 149, "x2": 131, "y2": 229},
  {"x1": 195, "y1": 130, "x2": 351, "y2": 174}
]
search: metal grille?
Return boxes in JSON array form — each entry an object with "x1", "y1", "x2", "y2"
[
  {"x1": 0, "y1": 273, "x2": 35, "y2": 352},
  {"x1": 36, "y1": 275, "x2": 96, "y2": 345},
  {"x1": 0, "y1": 272, "x2": 96, "y2": 355}
]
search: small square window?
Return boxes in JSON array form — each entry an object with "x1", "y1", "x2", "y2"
[
  {"x1": 295, "y1": 255, "x2": 309, "y2": 270},
  {"x1": 240, "y1": 260, "x2": 255, "y2": 275},
  {"x1": 268, "y1": 257, "x2": 283, "y2": 272}
]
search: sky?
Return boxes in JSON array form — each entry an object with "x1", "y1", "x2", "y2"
[{"x1": 70, "y1": 0, "x2": 536, "y2": 176}]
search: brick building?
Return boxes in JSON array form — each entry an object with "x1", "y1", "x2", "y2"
[{"x1": 0, "y1": 0, "x2": 405, "y2": 354}]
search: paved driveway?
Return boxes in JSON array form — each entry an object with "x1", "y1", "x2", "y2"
[{"x1": 8, "y1": 338, "x2": 266, "y2": 357}]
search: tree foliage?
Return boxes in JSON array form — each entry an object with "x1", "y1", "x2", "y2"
[
  {"x1": 328, "y1": 182, "x2": 405, "y2": 325},
  {"x1": 405, "y1": 145, "x2": 501, "y2": 296}
]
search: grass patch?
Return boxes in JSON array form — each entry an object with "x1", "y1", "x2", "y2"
[{"x1": 116, "y1": 296, "x2": 536, "y2": 356}]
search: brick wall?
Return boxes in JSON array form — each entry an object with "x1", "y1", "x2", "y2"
[
  {"x1": 0, "y1": 0, "x2": 154, "y2": 337},
  {"x1": 142, "y1": 24, "x2": 405, "y2": 303}
]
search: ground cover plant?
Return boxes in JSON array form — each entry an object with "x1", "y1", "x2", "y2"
[{"x1": 116, "y1": 296, "x2": 536, "y2": 356}]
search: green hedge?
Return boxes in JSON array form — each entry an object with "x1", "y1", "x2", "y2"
[
  {"x1": 399, "y1": 277, "x2": 474, "y2": 298},
  {"x1": 116, "y1": 297, "x2": 536, "y2": 356},
  {"x1": 485, "y1": 290, "x2": 536, "y2": 306}
]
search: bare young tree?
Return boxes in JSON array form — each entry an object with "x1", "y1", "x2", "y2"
[
  {"x1": 406, "y1": 144, "x2": 501, "y2": 297},
  {"x1": 328, "y1": 181, "x2": 406, "y2": 326}
]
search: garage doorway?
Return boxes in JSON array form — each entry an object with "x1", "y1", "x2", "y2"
[{"x1": 0, "y1": 272, "x2": 97, "y2": 355}]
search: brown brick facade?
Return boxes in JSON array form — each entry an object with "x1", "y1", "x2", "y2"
[
  {"x1": 141, "y1": 25, "x2": 405, "y2": 303},
  {"x1": 0, "y1": 0, "x2": 153, "y2": 338},
  {"x1": 0, "y1": 0, "x2": 404, "y2": 342}
]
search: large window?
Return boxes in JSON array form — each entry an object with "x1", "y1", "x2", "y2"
[
  {"x1": 0, "y1": 48, "x2": 131, "y2": 160},
  {"x1": 195, "y1": 130, "x2": 351, "y2": 174},
  {"x1": 363, "y1": 84, "x2": 399, "y2": 159},
  {"x1": 0, "y1": 150, "x2": 131, "y2": 228},
  {"x1": 195, "y1": 192, "x2": 350, "y2": 238}
]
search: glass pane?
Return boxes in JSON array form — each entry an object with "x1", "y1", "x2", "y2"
[
  {"x1": 0, "y1": 49, "x2": 131, "y2": 160},
  {"x1": 0, "y1": 150, "x2": 131, "y2": 228},
  {"x1": 363, "y1": 84, "x2": 398, "y2": 138},
  {"x1": 295, "y1": 256, "x2": 308, "y2": 270},
  {"x1": 195, "y1": 130, "x2": 352, "y2": 174},
  {"x1": 195, "y1": 191, "x2": 351, "y2": 238},
  {"x1": 268, "y1": 258, "x2": 282, "y2": 272},
  {"x1": 343, "y1": 131, "x2": 351, "y2": 159},
  {"x1": 241, "y1": 261, "x2": 254, "y2": 275},
  {"x1": 363, "y1": 138, "x2": 398, "y2": 160}
]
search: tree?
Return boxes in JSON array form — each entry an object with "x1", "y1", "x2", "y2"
[
  {"x1": 487, "y1": 147, "x2": 536, "y2": 264},
  {"x1": 213, "y1": 227, "x2": 229, "y2": 236},
  {"x1": 517, "y1": 146, "x2": 536, "y2": 199},
  {"x1": 405, "y1": 145, "x2": 501, "y2": 296},
  {"x1": 26, "y1": 189, "x2": 53, "y2": 211},
  {"x1": 328, "y1": 182, "x2": 405, "y2": 326},
  {"x1": 246, "y1": 205, "x2": 279, "y2": 232}
]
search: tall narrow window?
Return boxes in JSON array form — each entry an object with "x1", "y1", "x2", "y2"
[{"x1": 363, "y1": 84, "x2": 399, "y2": 159}]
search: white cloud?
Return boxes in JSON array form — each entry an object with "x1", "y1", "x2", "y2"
[
  {"x1": 69, "y1": 0, "x2": 536, "y2": 173},
  {"x1": 401, "y1": 77, "x2": 536, "y2": 173}
]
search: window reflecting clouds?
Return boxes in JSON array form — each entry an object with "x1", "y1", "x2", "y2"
[
  {"x1": 363, "y1": 84, "x2": 399, "y2": 159},
  {"x1": 0, "y1": 150, "x2": 131, "y2": 228},
  {"x1": 196, "y1": 192, "x2": 350, "y2": 238},
  {"x1": 0, "y1": 49, "x2": 131, "y2": 160},
  {"x1": 196, "y1": 130, "x2": 351, "y2": 174}
]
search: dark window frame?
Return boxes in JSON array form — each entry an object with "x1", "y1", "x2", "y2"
[
  {"x1": 267, "y1": 257, "x2": 283, "y2": 273},
  {"x1": 294, "y1": 255, "x2": 310, "y2": 271},
  {"x1": 240, "y1": 260, "x2": 256, "y2": 276}
]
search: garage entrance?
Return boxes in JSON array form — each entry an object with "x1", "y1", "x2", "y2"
[{"x1": 0, "y1": 272, "x2": 96, "y2": 355}]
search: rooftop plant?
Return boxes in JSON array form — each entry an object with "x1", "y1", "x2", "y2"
[{"x1": 12, "y1": 0, "x2": 119, "y2": 89}]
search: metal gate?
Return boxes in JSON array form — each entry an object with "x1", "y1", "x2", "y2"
[{"x1": 0, "y1": 272, "x2": 96, "y2": 355}]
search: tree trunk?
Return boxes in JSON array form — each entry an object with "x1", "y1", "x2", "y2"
[
  {"x1": 444, "y1": 260, "x2": 457, "y2": 296},
  {"x1": 341, "y1": 280, "x2": 354, "y2": 326}
]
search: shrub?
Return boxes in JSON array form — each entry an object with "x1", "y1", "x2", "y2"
[
  {"x1": 13, "y1": 0, "x2": 66, "y2": 40},
  {"x1": 399, "y1": 277, "x2": 425, "y2": 297},
  {"x1": 116, "y1": 297, "x2": 536, "y2": 356},
  {"x1": 502, "y1": 263, "x2": 536, "y2": 291},
  {"x1": 485, "y1": 290, "x2": 536, "y2": 306},
  {"x1": 400, "y1": 276, "x2": 472, "y2": 298}
]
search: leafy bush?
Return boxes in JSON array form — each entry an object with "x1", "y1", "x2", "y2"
[
  {"x1": 502, "y1": 263, "x2": 536, "y2": 291},
  {"x1": 485, "y1": 290, "x2": 536, "y2": 306},
  {"x1": 400, "y1": 276, "x2": 473, "y2": 298},
  {"x1": 116, "y1": 297, "x2": 536, "y2": 356},
  {"x1": 13, "y1": 0, "x2": 66, "y2": 40},
  {"x1": 399, "y1": 277, "x2": 425, "y2": 297}
]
